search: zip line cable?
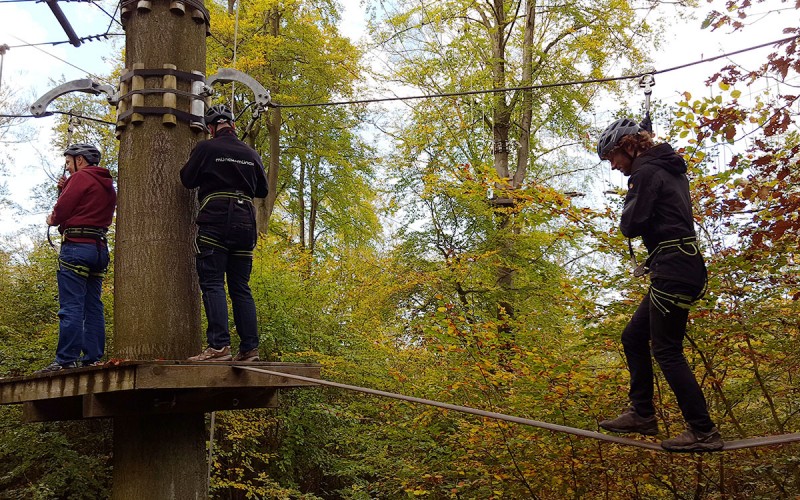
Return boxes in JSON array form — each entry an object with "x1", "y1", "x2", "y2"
[
  {"x1": 6, "y1": 35, "x2": 108, "y2": 81},
  {"x1": 234, "y1": 365, "x2": 800, "y2": 452},
  {"x1": 1, "y1": 34, "x2": 796, "y2": 124},
  {"x1": 5, "y1": 32, "x2": 123, "y2": 49},
  {"x1": 273, "y1": 35, "x2": 800, "y2": 109},
  {"x1": 0, "y1": 111, "x2": 115, "y2": 125}
]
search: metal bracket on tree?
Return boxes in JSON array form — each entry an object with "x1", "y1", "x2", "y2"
[
  {"x1": 204, "y1": 68, "x2": 272, "y2": 140},
  {"x1": 30, "y1": 79, "x2": 119, "y2": 117}
]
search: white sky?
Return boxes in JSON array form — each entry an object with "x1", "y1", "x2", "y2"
[{"x1": 0, "y1": 0, "x2": 793, "y2": 238}]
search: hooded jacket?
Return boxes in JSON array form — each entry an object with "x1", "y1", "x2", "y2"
[
  {"x1": 51, "y1": 166, "x2": 117, "y2": 244},
  {"x1": 180, "y1": 127, "x2": 268, "y2": 226},
  {"x1": 620, "y1": 143, "x2": 705, "y2": 284}
]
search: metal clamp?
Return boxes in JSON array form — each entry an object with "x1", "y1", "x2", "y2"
[
  {"x1": 205, "y1": 68, "x2": 271, "y2": 114},
  {"x1": 638, "y1": 73, "x2": 655, "y2": 112},
  {"x1": 30, "y1": 79, "x2": 118, "y2": 117}
]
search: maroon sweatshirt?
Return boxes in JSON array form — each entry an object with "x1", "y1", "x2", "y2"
[{"x1": 51, "y1": 166, "x2": 117, "y2": 244}]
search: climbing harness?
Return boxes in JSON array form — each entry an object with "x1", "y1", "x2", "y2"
[
  {"x1": 198, "y1": 191, "x2": 253, "y2": 212},
  {"x1": 195, "y1": 233, "x2": 254, "y2": 259},
  {"x1": 628, "y1": 236, "x2": 708, "y2": 313},
  {"x1": 630, "y1": 236, "x2": 701, "y2": 277},
  {"x1": 232, "y1": 365, "x2": 800, "y2": 452},
  {"x1": 62, "y1": 226, "x2": 109, "y2": 243}
]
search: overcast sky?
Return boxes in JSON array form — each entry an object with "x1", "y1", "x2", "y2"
[{"x1": 0, "y1": 0, "x2": 792, "y2": 239}]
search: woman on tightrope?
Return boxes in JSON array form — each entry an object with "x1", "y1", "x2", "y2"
[{"x1": 596, "y1": 118, "x2": 724, "y2": 452}]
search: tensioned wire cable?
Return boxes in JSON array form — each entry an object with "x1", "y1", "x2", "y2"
[
  {"x1": 272, "y1": 35, "x2": 800, "y2": 109},
  {"x1": 1, "y1": 35, "x2": 797, "y2": 124},
  {"x1": 0, "y1": 110, "x2": 115, "y2": 125},
  {"x1": 233, "y1": 365, "x2": 800, "y2": 452}
]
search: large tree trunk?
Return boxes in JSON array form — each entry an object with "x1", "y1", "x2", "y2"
[{"x1": 113, "y1": 0, "x2": 207, "y2": 496}]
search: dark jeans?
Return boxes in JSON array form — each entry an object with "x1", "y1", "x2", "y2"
[
  {"x1": 56, "y1": 242, "x2": 110, "y2": 364},
  {"x1": 196, "y1": 224, "x2": 258, "y2": 352},
  {"x1": 622, "y1": 279, "x2": 715, "y2": 432}
]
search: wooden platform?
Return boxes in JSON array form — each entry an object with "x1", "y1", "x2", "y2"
[{"x1": 0, "y1": 361, "x2": 320, "y2": 422}]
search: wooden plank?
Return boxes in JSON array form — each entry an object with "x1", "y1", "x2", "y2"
[
  {"x1": 83, "y1": 388, "x2": 279, "y2": 418},
  {"x1": 22, "y1": 396, "x2": 84, "y2": 422},
  {"x1": 134, "y1": 364, "x2": 320, "y2": 390},
  {"x1": 0, "y1": 362, "x2": 320, "y2": 407},
  {"x1": 0, "y1": 367, "x2": 137, "y2": 404}
]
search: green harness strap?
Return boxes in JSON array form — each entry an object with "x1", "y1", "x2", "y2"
[
  {"x1": 195, "y1": 234, "x2": 253, "y2": 259},
  {"x1": 58, "y1": 258, "x2": 105, "y2": 278},
  {"x1": 61, "y1": 226, "x2": 108, "y2": 243},
  {"x1": 198, "y1": 191, "x2": 253, "y2": 212}
]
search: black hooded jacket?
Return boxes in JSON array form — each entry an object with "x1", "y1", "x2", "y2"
[
  {"x1": 181, "y1": 127, "x2": 268, "y2": 225},
  {"x1": 620, "y1": 143, "x2": 705, "y2": 284}
]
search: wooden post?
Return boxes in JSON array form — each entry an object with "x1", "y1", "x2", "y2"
[{"x1": 113, "y1": 0, "x2": 208, "y2": 496}]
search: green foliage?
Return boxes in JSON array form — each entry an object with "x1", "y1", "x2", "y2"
[
  {"x1": 1, "y1": 1, "x2": 799, "y2": 499},
  {"x1": 0, "y1": 407, "x2": 112, "y2": 499}
]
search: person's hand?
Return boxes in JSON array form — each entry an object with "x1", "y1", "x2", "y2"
[
  {"x1": 46, "y1": 213, "x2": 55, "y2": 226},
  {"x1": 57, "y1": 175, "x2": 67, "y2": 192}
]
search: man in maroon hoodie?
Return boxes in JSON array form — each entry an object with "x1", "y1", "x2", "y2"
[{"x1": 38, "y1": 143, "x2": 117, "y2": 372}]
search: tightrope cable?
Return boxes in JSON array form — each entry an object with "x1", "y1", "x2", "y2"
[
  {"x1": 233, "y1": 365, "x2": 800, "y2": 452},
  {"x1": 273, "y1": 35, "x2": 800, "y2": 109}
]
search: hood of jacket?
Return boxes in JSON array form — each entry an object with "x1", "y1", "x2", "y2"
[
  {"x1": 633, "y1": 143, "x2": 687, "y2": 176},
  {"x1": 79, "y1": 166, "x2": 115, "y2": 190}
]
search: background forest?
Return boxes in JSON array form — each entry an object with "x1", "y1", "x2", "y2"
[{"x1": 0, "y1": 0, "x2": 798, "y2": 497}]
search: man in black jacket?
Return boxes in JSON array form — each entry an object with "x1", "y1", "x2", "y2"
[
  {"x1": 596, "y1": 118, "x2": 723, "y2": 452},
  {"x1": 181, "y1": 104, "x2": 268, "y2": 362}
]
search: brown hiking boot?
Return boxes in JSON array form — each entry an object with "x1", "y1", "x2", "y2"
[
  {"x1": 599, "y1": 407, "x2": 659, "y2": 436},
  {"x1": 233, "y1": 348, "x2": 260, "y2": 362},
  {"x1": 187, "y1": 346, "x2": 232, "y2": 362},
  {"x1": 661, "y1": 426, "x2": 724, "y2": 452}
]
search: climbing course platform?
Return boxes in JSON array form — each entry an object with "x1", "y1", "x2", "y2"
[{"x1": 0, "y1": 361, "x2": 320, "y2": 422}]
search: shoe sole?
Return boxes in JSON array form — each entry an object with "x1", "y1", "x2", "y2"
[
  {"x1": 188, "y1": 356, "x2": 233, "y2": 362},
  {"x1": 599, "y1": 424, "x2": 659, "y2": 436},
  {"x1": 661, "y1": 442, "x2": 724, "y2": 452}
]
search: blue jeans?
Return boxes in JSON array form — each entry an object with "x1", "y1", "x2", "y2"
[
  {"x1": 56, "y1": 242, "x2": 110, "y2": 365},
  {"x1": 195, "y1": 224, "x2": 258, "y2": 352}
]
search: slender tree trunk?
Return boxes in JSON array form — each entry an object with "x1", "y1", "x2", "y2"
[
  {"x1": 299, "y1": 159, "x2": 306, "y2": 248},
  {"x1": 113, "y1": 0, "x2": 207, "y2": 496},
  {"x1": 255, "y1": 9, "x2": 281, "y2": 234}
]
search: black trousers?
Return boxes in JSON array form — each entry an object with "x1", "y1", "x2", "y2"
[
  {"x1": 195, "y1": 223, "x2": 258, "y2": 352},
  {"x1": 622, "y1": 279, "x2": 715, "y2": 432}
]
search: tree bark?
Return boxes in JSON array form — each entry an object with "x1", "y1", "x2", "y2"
[
  {"x1": 255, "y1": 8, "x2": 281, "y2": 235},
  {"x1": 113, "y1": 1, "x2": 207, "y2": 496}
]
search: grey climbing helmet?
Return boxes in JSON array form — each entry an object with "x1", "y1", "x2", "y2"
[
  {"x1": 597, "y1": 118, "x2": 642, "y2": 160},
  {"x1": 64, "y1": 143, "x2": 101, "y2": 165},
  {"x1": 204, "y1": 104, "x2": 234, "y2": 126}
]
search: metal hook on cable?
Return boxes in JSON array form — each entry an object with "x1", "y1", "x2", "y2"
[{"x1": 638, "y1": 73, "x2": 655, "y2": 133}]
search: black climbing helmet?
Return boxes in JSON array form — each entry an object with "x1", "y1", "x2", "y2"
[
  {"x1": 204, "y1": 104, "x2": 234, "y2": 126},
  {"x1": 63, "y1": 143, "x2": 101, "y2": 165},
  {"x1": 596, "y1": 118, "x2": 642, "y2": 160}
]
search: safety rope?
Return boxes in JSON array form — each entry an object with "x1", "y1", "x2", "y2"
[{"x1": 232, "y1": 365, "x2": 800, "y2": 452}]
